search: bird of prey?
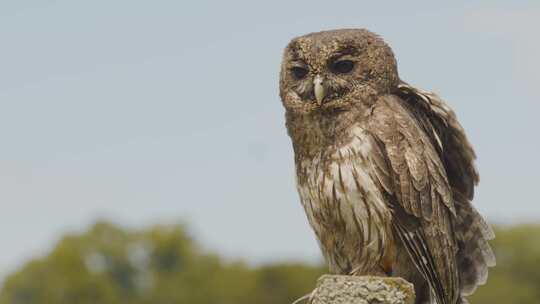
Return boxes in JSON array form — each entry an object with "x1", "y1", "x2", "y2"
[{"x1": 279, "y1": 29, "x2": 495, "y2": 304}]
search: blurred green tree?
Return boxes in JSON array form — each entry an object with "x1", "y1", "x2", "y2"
[
  {"x1": 0, "y1": 221, "x2": 323, "y2": 304},
  {"x1": 1, "y1": 222, "x2": 539, "y2": 303},
  {"x1": 468, "y1": 225, "x2": 540, "y2": 303}
]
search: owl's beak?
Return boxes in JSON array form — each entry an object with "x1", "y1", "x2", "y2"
[{"x1": 313, "y1": 75, "x2": 326, "y2": 105}]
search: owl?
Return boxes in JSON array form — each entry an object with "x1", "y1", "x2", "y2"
[{"x1": 279, "y1": 29, "x2": 495, "y2": 304}]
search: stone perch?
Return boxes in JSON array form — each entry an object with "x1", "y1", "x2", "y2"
[{"x1": 310, "y1": 275, "x2": 415, "y2": 304}]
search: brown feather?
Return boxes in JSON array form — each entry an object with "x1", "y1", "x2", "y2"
[{"x1": 369, "y1": 95, "x2": 459, "y2": 304}]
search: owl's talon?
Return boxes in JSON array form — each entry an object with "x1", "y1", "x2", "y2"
[{"x1": 291, "y1": 286, "x2": 318, "y2": 304}]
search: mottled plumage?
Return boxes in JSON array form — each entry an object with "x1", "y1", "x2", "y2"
[{"x1": 279, "y1": 29, "x2": 494, "y2": 304}]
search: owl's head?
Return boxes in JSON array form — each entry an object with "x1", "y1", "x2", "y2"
[{"x1": 279, "y1": 29, "x2": 399, "y2": 114}]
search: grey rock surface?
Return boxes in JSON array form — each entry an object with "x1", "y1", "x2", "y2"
[{"x1": 310, "y1": 275, "x2": 415, "y2": 304}]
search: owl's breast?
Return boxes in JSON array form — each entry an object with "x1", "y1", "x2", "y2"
[{"x1": 296, "y1": 126, "x2": 394, "y2": 274}]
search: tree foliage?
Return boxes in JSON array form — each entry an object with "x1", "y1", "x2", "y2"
[
  {"x1": 0, "y1": 222, "x2": 538, "y2": 303},
  {"x1": 468, "y1": 224, "x2": 540, "y2": 303},
  {"x1": 0, "y1": 221, "x2": 323, "y2": 304}
]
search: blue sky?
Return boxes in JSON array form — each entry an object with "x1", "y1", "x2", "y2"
[{"x1": 0, "y1": 1, "x2": 538, "y2": 279}]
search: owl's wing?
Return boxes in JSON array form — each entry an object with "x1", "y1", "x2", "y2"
[
  {"x1": 366, "y1": 95, "x2": 459, "y2": 304},
  {"x1": 396, "y1": 82, "x2": 478, "y2": 200},
  {"x1": 395, "y1": 83, "x2": 495, "y2": 296}
]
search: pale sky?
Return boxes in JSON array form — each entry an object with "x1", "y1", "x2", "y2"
[{"x1": 1, "y1": 1, "x2": 539, "y2": 279}]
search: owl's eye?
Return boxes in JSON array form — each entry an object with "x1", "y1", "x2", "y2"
[
  {"x1": 291, "y1": 66, "x2": 308, "y2": 79},
  {"x1": 331, "y1": 60, "x2": 355, "y2": 74}
]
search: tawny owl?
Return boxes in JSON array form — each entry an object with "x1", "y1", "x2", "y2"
[{"x1": 279, "y1": 29, "x2": 495, "y2": 304}]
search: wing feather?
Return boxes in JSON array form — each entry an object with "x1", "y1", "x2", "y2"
[
  {"x1": 396, "y1": 83, "x2": 495, "y2": 299},
  {"x1": 367, "y1": 95, "x2": 458, "y2": 304},
  {"x1": 397, "y1": 82, "x2": 478, "y2": 199}
]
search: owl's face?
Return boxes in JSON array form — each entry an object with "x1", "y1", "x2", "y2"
[{"x1": 280, "y1": 29, "x2": 399, "y2": 114}]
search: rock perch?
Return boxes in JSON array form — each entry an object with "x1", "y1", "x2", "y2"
[{"x1": 310, "y1": 275, "x2": 415, "y2": 304}]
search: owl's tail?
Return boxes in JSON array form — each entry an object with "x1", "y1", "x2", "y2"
[{"x1": 453, "y1": 193, "x2": 496, "y2": 302}]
